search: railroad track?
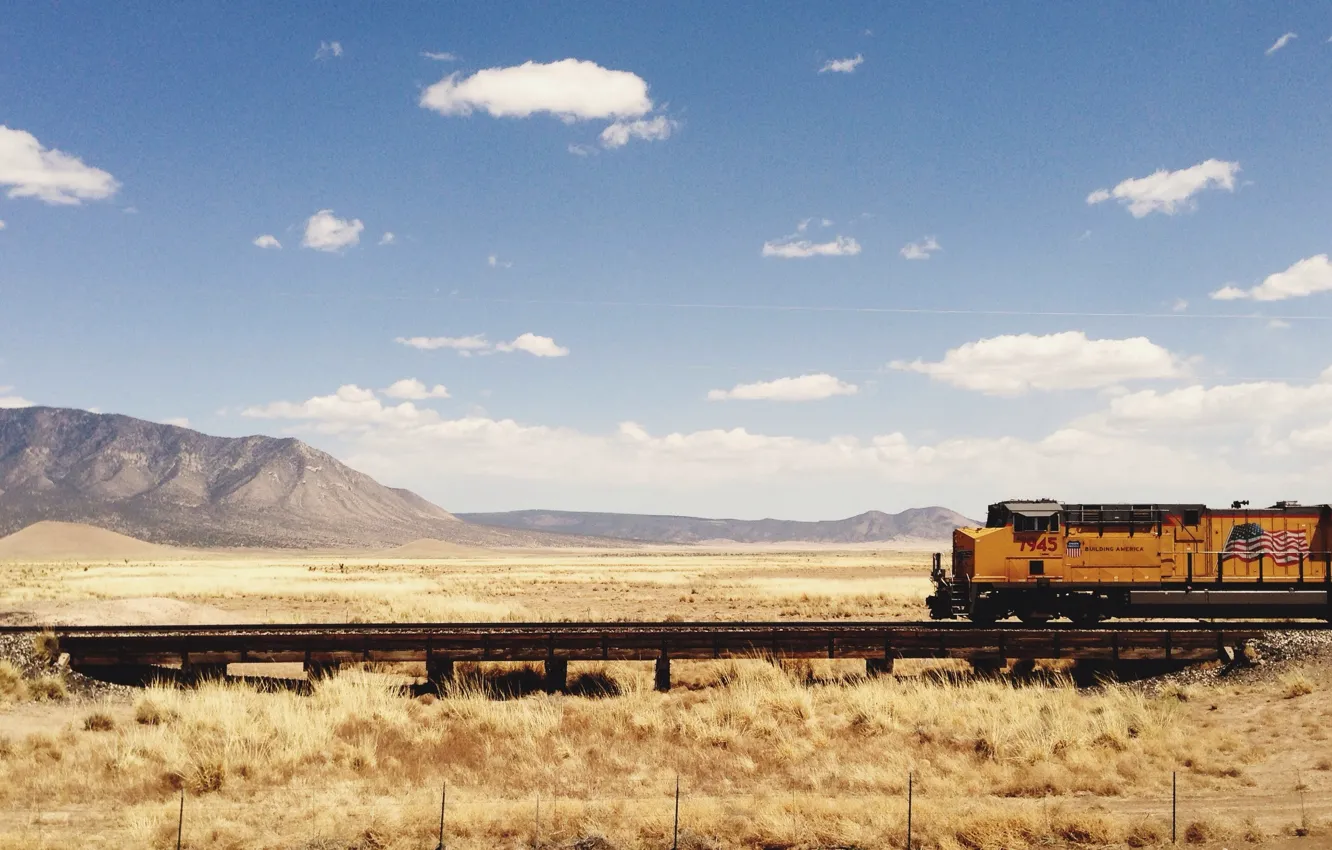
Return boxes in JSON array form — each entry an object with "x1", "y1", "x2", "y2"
[{"x1": 4, "y1": 620, "x2": 1320, "y2": 690}]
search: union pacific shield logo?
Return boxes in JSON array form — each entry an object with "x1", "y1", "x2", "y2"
[{"x1": 1066, "y1": 540, "x2": 1082, "y2": 558}]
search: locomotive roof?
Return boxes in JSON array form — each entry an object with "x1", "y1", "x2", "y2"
[{"x1": 993, "y1": 500, "x2": 1326, "y2": 513}]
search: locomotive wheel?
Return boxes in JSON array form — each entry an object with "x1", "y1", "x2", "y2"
[
  {"x1": 1017, "y1": 612, "x2": 1051, "y2": 626},
  {"x1": 968, "y1": 600, "x2": 1000, "y2": 626}
]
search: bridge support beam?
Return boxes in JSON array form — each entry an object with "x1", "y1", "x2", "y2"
[
  {"x1": 866, "y1": 657, "x2": 894, "y2": 678},
  {"x1": 427, "y1": 657, "x2": 455, "y2": 688},
  {"x1": 545, "y1": 658, "x2": 568, "y2": 693},
  {"x1": 183, "y1": 661, "x2": 228, "y2": 685},
  {"x1": 304, "y1": 659, "x2": 340, "y2": 681},
  {"x1": 655, "y1": 655, "x2": 671, "y2": 692},
  {"x1": 970, "y1": 657, "x2": 1005, "y2": 677}
]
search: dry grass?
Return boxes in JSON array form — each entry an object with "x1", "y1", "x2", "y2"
[
  {"x1": 27, "y1": 674, "x2": 67, "y2": 702},
  {"x1": 0, "y1": 661, "x2": 26, "y2": 704},
  {"x1": 1281, "y1": 671, "x2": 1315, "y2": 698},
  {"x1": 0, "y1": 662, "x2": 1266, "y2": 848}
]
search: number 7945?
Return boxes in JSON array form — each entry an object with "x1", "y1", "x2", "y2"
[{"x1": 1018, "y1": 537, "x2": 1060, "y2": 554}]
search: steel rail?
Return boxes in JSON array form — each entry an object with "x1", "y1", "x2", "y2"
[{"x1": 0, "y1": 619, "x2": 1327, "y2": 637}]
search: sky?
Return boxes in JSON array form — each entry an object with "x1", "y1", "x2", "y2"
[{"x1": 3, "y1": 3, "x2": 1332, "y2": 520}]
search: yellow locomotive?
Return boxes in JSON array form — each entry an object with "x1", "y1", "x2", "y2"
[{"x1": 927, "y1": 500, "x2": 1332, "y2": 622}]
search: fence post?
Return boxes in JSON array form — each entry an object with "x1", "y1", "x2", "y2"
[
  {"x1": 534, "y1": 792, "x2": 540, "y2": 850},
  {"x1": 176, "y1": 789, "x2": 184, "y2": 850},
  {"x1": 672, "y1": 775, "x2": 680, "y2": 850},
  {"x1": 436, "y1": 782, "x2": 446, "y2": 850},
  {"x1": 905, "y1": 772, "x2": 913, "y2": 850},
  {"x1": 1171, "y1": 771, "x2": 1176, "y2": 844}
]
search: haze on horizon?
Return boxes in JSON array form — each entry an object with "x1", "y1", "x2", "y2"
[{"x1": 3, "y1": 3, "x2": 1332, "y2": 521}]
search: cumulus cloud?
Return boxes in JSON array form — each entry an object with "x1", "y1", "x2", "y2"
[
  {"x1": 379, "y1": 232, "x2": 396, "y2": 246},
  {"x1": 163, "y1": 417, "x2": 190, "y2": 428},
  {"x1": 420, "y1": 59, "x2": 652, "y2": 121},
  {"x1": 1104, "y1": 380, "x2": 1332, "y2": 428},
  {"x1": 383, "y1": 378, "x2": 450, "y2": 400},
  {"x1": 315, "y1": 41, "x2": 343, "y2": 60},
  {"x1": 0, "y1": 386, "x2": 34, "y2": 409},
  {"x1": 1266, "y1": 32, "x2": 1297, "y2": 55},
  {"x1": 494, "y1": 333, "x2": 569, "y2": 357},
  {"x1": 302, "y1": 209, "x2": 364, "y2": 252},
  {"x1": 422, "y1": 51, "x2": 458, "y2": 61},
  {"x1": 599, "y1": 115, "x2": 676, "y2": 148},
  {"x1": 762, "y1": 222, "x2": 862, "y2": 259},
  {"x1": 1209, "y1": 255, "x2": 1332, "y2": 302},
  {"x1": 231, "y1": 384, "x2": 1237, "y2": 507},
  {"x1": 0, "y1": 125, "x2": 119, "y2": 205},
  {"x1": 1086, "y1": 159, "x2": 1240, "y2": 217},
  {"x1": 253, "y1": 234, "x2": 282, "y2": 249},
  {"x1": 890, "y1": 331, "x2": 1186, "y2": 396},
  {"x1": 395, "y1": 333, "x2": 568, "y2": 357},
  {"x1": 900, "y1": 236, "x2": 941, "y2": 260},
  {"x1": 488, "y1": 254, "x2": 513, "y2": 268},
  {"x1": 0, "y1": 220, "x2": 5, "y2": 230},
  {"x1": 708, "y1": 374, "x2": 858, "y2": 402},
  {"x1": 819, "y1": 55, "x2": 864, "y2": 73}
]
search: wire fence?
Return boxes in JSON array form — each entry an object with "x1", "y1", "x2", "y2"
[{"x1": 8, "y1": 769, "x2": 1319, "y2": 849}]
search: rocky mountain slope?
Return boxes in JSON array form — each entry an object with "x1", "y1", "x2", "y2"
[
  {"x1": 0, "y1": 407, "x2": 582, "y2": 548},
  {"x1": 456, "y1": 506, "x2": 978, "y2": 544}
]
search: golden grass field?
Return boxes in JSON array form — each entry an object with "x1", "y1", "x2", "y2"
[{"x1": 1, "y1": 533, "x2": 1331, "y2": 848}]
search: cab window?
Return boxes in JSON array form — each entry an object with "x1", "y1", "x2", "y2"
[{"x1": 1014, "y1": 513, "x2": 1059, "y2": 533}]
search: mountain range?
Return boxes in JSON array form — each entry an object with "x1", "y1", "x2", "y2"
[
  {"x1": 0, "y1": 407, "x2": 581, "y2": 548},
  {"x1": 457, "y1": 507, "x2": 976, "y2": 544},
  {"x1": 0, "y1": 406, "x2": 975, "y2": 548}
]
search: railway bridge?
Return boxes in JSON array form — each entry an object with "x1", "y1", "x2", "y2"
[{"x1": 1, "y1": 620, "x2": 1300, "y2": 691}]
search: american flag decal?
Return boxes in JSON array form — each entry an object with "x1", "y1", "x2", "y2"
[
  {"x1": 1066, "y1": 540, "x2": 1082, "y2": 557},
  {"x1": 1222, "y1": 523, "x2": 1308, "y2": 566}
]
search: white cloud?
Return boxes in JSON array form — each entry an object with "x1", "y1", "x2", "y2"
[
  {"x1": 383, "y1": 378, "x2": 450, "y2": 400},
  {"x1": 494, "y1": 333, "x2": 569, "y2": 357},
  {"x1": 0, "y1": 220, "x2": 5, "y2": 230},
  {"x1": 422, "y1": 51, "x2": 458, "y2": 62},
  {"x1": 302, "y1": 209, "x2": 364, "y2": 252},
  {"x1": 1104, "y1": 380, "x2": 1332, "y2": 428},
  {"x1": 1209, "y1": 255, "x2": 1332, "y2": 302},
  {"x1": 244, "y1": 384, "x2": 432, "y2": 428},
  {"x1": 315, "y1": 41, "x2": 343, "y2": 60},
  {"x1": 708, "y1": 374, "x2": 858, "y2": 402},
  {"x1": 420, "y1": 59, "x2": 653, "y2": 121},
  {"x1": 379, "y1": 232, "x2": 396, "y2": 246},
  {"x1": 762, "y1": 223, "x2": 862, "y2": 259},
  {"x1": 0, "y1": 125, "x2": 119, "y2": 205},
  {"x1": 163, "y1": 417, "x2": 190, "y2": 428},
  {"x1": 396, "y1": 335, "x2": 492, "y2": 353},
  {"x1": 891, "y1": 331, "x2": 1186, "y2": 396},
  {"x1": 1086, "y1": 159, "x2": 1240, "y2": 217},
  {"x1": 567, "y1": 143, "x2": 597, "y2": 157},
  {"x1": 1171, "y1": 298, "x2": 1189, "y2": 312},
  {"x1": 900, "y1": 236, "x2": 941, "y2": 260},
  {"x1": 1266, "y1": 32, "x2": 1297, "y2": 55},
  {"x1": 394, "y1": 333, "x2": 566, "y2": 357},
  {"x1": 1268, "y1": 318, "x2": 1292, "y2": 330},
  {"x1": 599, "y1": 115, "x2": 677, "y2": 148},
  {"x1": 488, "y1": 254, "x2": 513, "y2": 268},
  {"x1": 0, "y1": 387, "x2": 33, "y2": 409},
  {"x1": 819, "y1": 55, "x2": 864, "y2": 73},
  {"x1": 253, "y1": 234, "x2": 281, "y2": 249}
]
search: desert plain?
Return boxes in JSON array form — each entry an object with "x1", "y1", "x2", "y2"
[{"x1": 1, "y1": 521, "x2": 1331, "y2": 849}]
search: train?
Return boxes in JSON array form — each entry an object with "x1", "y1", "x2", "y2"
[{"x1": 927, "y1": 500, "x2": 1332, "y2": 622}]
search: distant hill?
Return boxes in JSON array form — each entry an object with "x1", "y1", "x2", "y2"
[
  {"x1": 0, "y1": 521, "x2": 178, "y2": 560},
  {"x1": 0, "y1": 407, "x2": 596, "y2": 549},
  {"x1": 456, "y1": 507, "x2": 978, "y2": 544}
]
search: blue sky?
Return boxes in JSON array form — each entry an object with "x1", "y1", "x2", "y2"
[{"x1": 3, "y1": 3, "x2": 1332, "y2": 519}]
